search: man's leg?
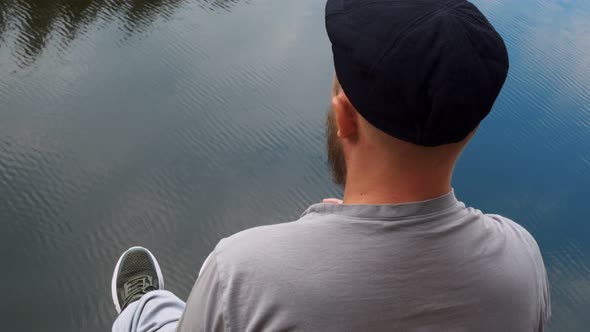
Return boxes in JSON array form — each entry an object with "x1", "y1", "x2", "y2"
[
  {"x1": 112, "y1": 290, "x2": 185, "y2": 332},
  {"x1": 111, "y1": 247, "x2": 185, "y2": 332}
]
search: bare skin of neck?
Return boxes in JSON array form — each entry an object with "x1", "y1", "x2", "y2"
[{"x1": 342, "y1": 135, "x2": 461, "y2": 205}]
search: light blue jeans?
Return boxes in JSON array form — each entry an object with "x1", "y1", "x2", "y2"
[{"x1": 112, "y1": 290, "x2": 185, "y2": 332}]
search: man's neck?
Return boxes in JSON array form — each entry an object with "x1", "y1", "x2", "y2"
[{"x1": 342, "y1": 162, "x2": 453, "y2": 205}]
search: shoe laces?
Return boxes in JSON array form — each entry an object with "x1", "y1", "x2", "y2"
[{"x1": 121, "y1": 275, "x2": 157, "y2": 310}]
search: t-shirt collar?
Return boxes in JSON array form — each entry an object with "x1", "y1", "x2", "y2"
[{"x1": 301, "y1": 190, "x2": 459, "y2": 220}]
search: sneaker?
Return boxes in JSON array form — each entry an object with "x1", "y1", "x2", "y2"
[{"x1": 111, "y1": 246, "x2": 164, "y2": 314}]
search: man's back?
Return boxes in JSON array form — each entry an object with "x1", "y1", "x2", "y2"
[
  {"x1": 109, "y1": 2, "x2": 551, "y2": 331},
  {"x1": 178, "y1": 192, "x2": 550, "y2": 331}
]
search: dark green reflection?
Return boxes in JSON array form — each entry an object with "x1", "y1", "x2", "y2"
[{"x1": 0, "y1": 0, "x2": 242, "y2": 67}]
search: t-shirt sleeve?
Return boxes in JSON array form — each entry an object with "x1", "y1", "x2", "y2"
[
  {"x1": 496, "y1": 215, "x2": 552, "y2": 332},
  {"x1": 176, "y1": 252, "x2": 226, "y2": 332},
  {"x1": 522, "y1": 230, "x2": 551, "y2": 332},
  {"x1": 538, "y1": 257, "x2": 551, "y2": 332}
]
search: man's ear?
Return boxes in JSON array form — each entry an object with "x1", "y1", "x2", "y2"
[{"x1": 331, "y1": 93, "x2": 358, "y2": 139}]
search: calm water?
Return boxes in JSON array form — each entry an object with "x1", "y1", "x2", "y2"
[{"x1": 0, "y1": 0, "x2": 589, "y2": 330}]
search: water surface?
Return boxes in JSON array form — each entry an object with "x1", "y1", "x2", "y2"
[{"x1": 0, "y1": 0, "x2": 589, "y2": 330}]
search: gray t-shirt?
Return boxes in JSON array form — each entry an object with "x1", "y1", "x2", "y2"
[{"x1": 177, "y1": 191, "x2": 550, "y2": 331}]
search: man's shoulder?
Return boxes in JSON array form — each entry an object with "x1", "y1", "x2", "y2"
[
  {"x1": 477, "y1": 212, "x2": 547, "y2": 283},
  {"x1": 217, "y1": 221, "x2": 295, "y2": 250},
  {"x1": 482, "y1": 213, "x2": 541, "y2": 251},
  {"x1": 212, "y1": 215, "x2": 319, "y2": 266}
]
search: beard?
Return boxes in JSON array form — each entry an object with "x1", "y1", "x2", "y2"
[{"x1": 326, "y1": 109, "x2": 347, "y2": 186}]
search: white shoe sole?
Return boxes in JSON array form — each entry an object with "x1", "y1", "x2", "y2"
[{"x1": 111, "y1": 246, "x2": 164, "y2": 314}]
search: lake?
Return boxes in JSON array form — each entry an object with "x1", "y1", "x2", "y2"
[{"x1": 1, "y1": 0, "x2": 589, "y2": 330}]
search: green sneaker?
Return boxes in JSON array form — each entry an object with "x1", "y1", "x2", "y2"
[{"x1": 111, "y1": 246, "x2": 164, "y2": 314}]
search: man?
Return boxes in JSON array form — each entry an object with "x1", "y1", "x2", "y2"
[{"x1": 111, "y1": 0, "x2": 551, "y2": 331}]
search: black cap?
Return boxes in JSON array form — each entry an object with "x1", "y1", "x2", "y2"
[{"x1": 326, "y1": 0, "x2": 509, "y2": 146}]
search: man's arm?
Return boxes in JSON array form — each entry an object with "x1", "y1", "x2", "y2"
[{"x1": 177, "y1": 252, "x2": 225, "y2": 332}]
